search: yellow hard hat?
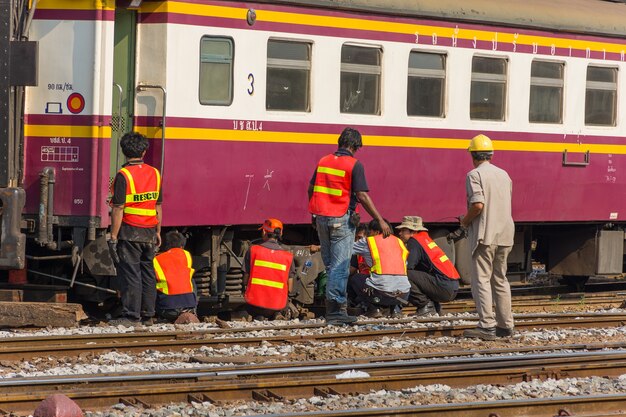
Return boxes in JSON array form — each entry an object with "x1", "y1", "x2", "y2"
[{"x1": 468, "y1": 134, "x2": 494, "y2": 152}]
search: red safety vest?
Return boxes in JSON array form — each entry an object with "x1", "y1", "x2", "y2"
[
  {"x1": 117, "y1": 163, "x2": 161, "y2": 227},
  {"x1": 154, "y1": 248, "x2": 195, "y2": 295},
  {"x1": 412, "y1": 231, "x2": 460, "y2": 280},
  {"x1": 357, "y1": 255, "x2": 370, "y2": 275},
  {"x1": 308, "y1": 154, "x2": 357, "y2": 217},
  {"x1": 245, "y1": 245, "x2": 293, "y2": 310},
  {"x1": 367, "y1": 235, "x2": 408, "y2": 276}
]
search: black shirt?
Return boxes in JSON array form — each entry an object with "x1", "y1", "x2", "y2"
[
  {"x1": 310, "y1": 148, "x2": 369, "y2": 211},
  {"x1": 112, "y1": 160, "x2": 162, "y2": 243}
]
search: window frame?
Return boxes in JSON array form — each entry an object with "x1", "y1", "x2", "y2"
[
  {"x1": 406, "y1": 49, "x2": 447, "y2": 118},
  {"x1": 265, "y1": 37, "x2": 313, "y2": 112},
  {"x1": 528, "y1": 59, "x2": 565, "y2": 124},
  {"x1": 340, "y1": 43, "x2": 383, "y2": 115},
  {"x1": 469, "y1": 55, "x2": 508, "y2": 121},
  {"x1": 198, "y1": 36, "x2": 234, "y2": 106},
  {"x1": 584, "y1": 64, "x2": 618, "y2": 127}
]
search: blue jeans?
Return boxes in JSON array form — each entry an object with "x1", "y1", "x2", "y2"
[{"x1": 316, "y1": 213, "x2": 355, "y2": 304}]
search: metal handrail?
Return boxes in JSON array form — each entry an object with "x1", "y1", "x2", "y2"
[
  {"x1": 136, "y1": 84, "x2": 167, "y2": 177},
  {"x1": 112, "y1": 82, "x2": 123, "y2": 169}
]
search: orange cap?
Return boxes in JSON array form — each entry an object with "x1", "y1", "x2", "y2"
[{"x1": 259, "y1": 218, "x2": 283, "y2": 234}]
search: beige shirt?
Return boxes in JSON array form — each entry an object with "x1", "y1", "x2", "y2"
[{"x1": 465, "y1": 161, "x2": 514, "y2": 253}]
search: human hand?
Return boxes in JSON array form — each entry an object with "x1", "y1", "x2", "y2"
[
  {"x1": 155, "y1": 233, "x2": 162, "y2": 248},
  {"x1": 447, "y1": 226, "x2": 467, "y2": 242},
  {"x1": 380, "y1": 220, "x2": 392, "y2": 238},
  {"x1": 309, "y1": 244, "x2": 321, "y2": 253}
]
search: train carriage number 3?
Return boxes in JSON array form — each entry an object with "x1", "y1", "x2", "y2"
[{"x1": 247, "y1": 73, "x2": 255, "y2": 95}]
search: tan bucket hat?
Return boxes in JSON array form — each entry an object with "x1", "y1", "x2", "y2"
[{"x1": 395, "y1": 216, "x2": 428, "y2": 232}]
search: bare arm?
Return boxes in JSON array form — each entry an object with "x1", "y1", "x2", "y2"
[
  {"x1": 307, "y1": 184, "x2": 314, "y2": 201},
  {"x1": 461, "y1": 202, "x2": 484, "y2": 228},
  {"x1": 356, "y1": 191, "x2": 391, "y2": 237},
  {"x1": 110, "y1": 206, "x2": 124, "y2": 240}
]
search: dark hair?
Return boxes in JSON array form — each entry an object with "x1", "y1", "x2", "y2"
[
  {"x1": 162, "y1": 230, "x2": 186, "y2": 251},
  {"x1": 368, "y1": 218, "x2": 391, "y2": 234},
  {"x1": 120, "y1": 132, "x2": 149, "y2": 158},
  {"x1": 471, "y1": 151, "x2": 493, "y2": 161},
  {"x1": 356, "y1": 224, "x2": 369, "y2": 236},
  {"x1": 337, "y1": 127, "x2": 362, "y2": 151}
]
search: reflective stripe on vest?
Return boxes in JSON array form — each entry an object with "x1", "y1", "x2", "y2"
[
  {"x1": 118, "y1": 164, "x2": 160, "y2": 227},
  {"x1": 367, "y1": 234, "x2": 408, "y2": 276},
  {"x1": 154, "y1": 248, "x2": 195, "y2": 295},
  {"x1": 308, "y1": 154, "x2": 357, "y2": 217},
  {"x1": 245, "y1": 245, "x2": 293, "y2": 310},
  {"x1": 412, "y1": 232, "x2": 461, "y2": 280}
]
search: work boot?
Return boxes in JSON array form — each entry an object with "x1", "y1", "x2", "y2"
[
  {"x1": 389, "y1": 305, "x2": 403, "y2": 319},
  {"x1": 415, "y1": 301, "x2": 436, "y2": 317},
  {"x1": 141, "y1": 317, "x2": 156, "y2": 326},
  {"x1": 433, "y1": 301, "x2": 442, "y2": 315},
  {"x1": 325, "y1": 300, "x2": 358, "y2": 326},
  {"x1": 463, "y1": 326, "x2": 496, "y2": 341},
  {"x1": 365, "y1": 305, "x2": 383, "y2": 319},
  {"x1": 496, "y1": 327, "x2": 515, "y2": 337},
  {"x1": 108, "y1": 317, "x2": 139, "y2": 327}
]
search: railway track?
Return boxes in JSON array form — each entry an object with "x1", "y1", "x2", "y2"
[
  {"x1": 0, "y1": 312, "x2": 624, "y2": 361},
  {"x1": 1, "y1": 344, "x2": 626, "y2": 415}
]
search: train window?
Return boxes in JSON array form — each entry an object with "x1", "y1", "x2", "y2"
[
  {"x1": 585, "y1": 66, "x2": 617, "y2": 126},
  {"x1": 199, "y1": 37, "x2": 234, "y2": 106},
  {"x1": 266, "y1": 39, "x2": 311, "y2": 112},
  {"x1": 407, "y1": 51, "x2": 446, "y2": 117},
  {"x1": 340, "y1": 44, "x2": 381, "y2": 115},
  {"x1": 529, "y1": 61, "x2": 564, "y2": 124},
  {"x1": 470, "y1": 56, "x2": 507, "y2": 121}
]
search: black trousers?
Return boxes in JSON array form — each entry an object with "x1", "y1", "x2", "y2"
[
  {"x1": 408, "y1": 270, "x2": 459, "y2": 308},
  {"x1": 117, "y1": 240, "x2": 157, "y2": 320},
  {"x1": 349, "y1": 274, "x2": 408, "y2": 307}
]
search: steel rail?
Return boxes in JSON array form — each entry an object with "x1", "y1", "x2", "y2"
[
  {"x1": 0, "y1": 313, "x2": 624, "y2": 361},
  {"x1": 3, "y1": 349, "x2": 626, "y2": 414}
]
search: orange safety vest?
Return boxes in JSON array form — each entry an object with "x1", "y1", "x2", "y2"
[
  {"x1": 308, "y1": 154, "x2": 357, "y2": 217},
  {"x1": 117, "y1": 164, "x2": 161, "y2": 227},
  {"x1": 154, "y1": 248, "x2": 195, "y2": 295},
  {"x1": 245, "y1": 245, "x2": 293, "y2": 310},
  {"x1": 412, "y1": 231, "x2": 460, "y2": 280},
  {"x1": 367, "y1": 235, "x2": 409, "y2": 276}
]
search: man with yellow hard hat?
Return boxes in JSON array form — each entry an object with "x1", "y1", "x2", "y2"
[{"x1": 449, "y1": 134, "x2": 515, "y2": 340}]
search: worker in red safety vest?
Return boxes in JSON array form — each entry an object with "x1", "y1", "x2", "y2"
[
  {"x1": 153, "y1": 231, "x2": 198, "y2": 322},
  {"x1": 308, "y1": 127, "x2": 391, "y2": 326},
  {"x1": 396, "y1": 216, "x2": 460, "y2": 316},
  {"x1": 349, "y1": 219, "x2": 411, "y2": 318},
  {"x1": 109, "y1": 132, "x2": 162, "y2": 327},
  {"x1": 243, "y1": 218, "x2": 296, "y2": 320}
]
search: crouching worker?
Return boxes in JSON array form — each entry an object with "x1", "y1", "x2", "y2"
[
  {"x1": 243, "y1": 218, "x2": 296, "y2": 320},
  {"x1": 349, "y1": 219, "x2": 410, "y2": 318},
  {"x1": 396, "y1": 216, "x2": 460, "y2": 316},
  {"x1": 153, "y1": 231, "x2": 198, "y2": 322}
]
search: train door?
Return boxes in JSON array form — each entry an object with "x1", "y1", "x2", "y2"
[{"x1": 110, "y1": 8, "x2": 137, "y2": 185}]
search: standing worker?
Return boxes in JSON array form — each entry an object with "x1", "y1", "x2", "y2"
[
  {"x1": 449, "y1": 134, "x2": 515, "y2": 340},
  {"x1": 396, "y1": 216, "x2": 460, "y2": 316},
  {"x1": 308, "y1": 127, "x2": 391, "y2": 326},
  {"x1": 108, "y1": 132, "x2": 162, "y2": 326},
  {"x1": 154, "y1": 231, "x2": 198, "y2": 322},
  {"x1": 243, "y1": 218, "x2": 296, "y2": 320}
]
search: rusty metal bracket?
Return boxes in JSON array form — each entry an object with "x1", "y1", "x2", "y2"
[
  {"x1": 252, "y1": 389, "x2": 284, "y2": 402},
  {"x1": 187, "y1": 393, "x2": 217, "y2": 405},
  {"x1": 119, "y1": 397, "x2": 152, "y2": 408},
  {"x1": 314, "y1": 386, "x2": 342, "y2": 397},
  {"x1": 555, "y1": 408, "x2": 574, "y2": 416}
]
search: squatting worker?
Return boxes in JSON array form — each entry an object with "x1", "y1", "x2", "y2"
[
  {"x1": 449, "y1": 134, "x2": 515, "y2": 340},
  {"x1": 243, "y1": 218, "x2": 296, "y2": 320},
  {"x1": 350, "y1": 219, "x2": 410, "y2": 318},
  {"x1": 109, "y1": 132, "x2": 162, "y2": 326},
  {"x1": 154, "y1": 231, "x2": 198, "y2": 322},
  {"x1": 396, "y1": 216, "x2": 460, "y2": 316},
  {"x1": 308, "y1": 127, "x2": 391, "y2": 326}
]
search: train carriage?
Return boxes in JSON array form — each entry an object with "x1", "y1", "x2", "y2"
[{"x1": 1, "y1": 0, "x2": 626, "y2": 306}]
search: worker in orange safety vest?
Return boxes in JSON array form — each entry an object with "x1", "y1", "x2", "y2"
[
  {"x1": 109, "y1": 132, "x2": 162, "y2": 327},
  {"x1": 396, "y1": 216, "x2": 460, "y2": 317},
  {"x1": 153, "y1": 230, "x2": 198, "y2": 322},
  {"x1": 243, "y1": 218, "x2": 296, "y2": 320},
  {"x1": 349, "y1": 219, "x2": 411, "y2": 318}
]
